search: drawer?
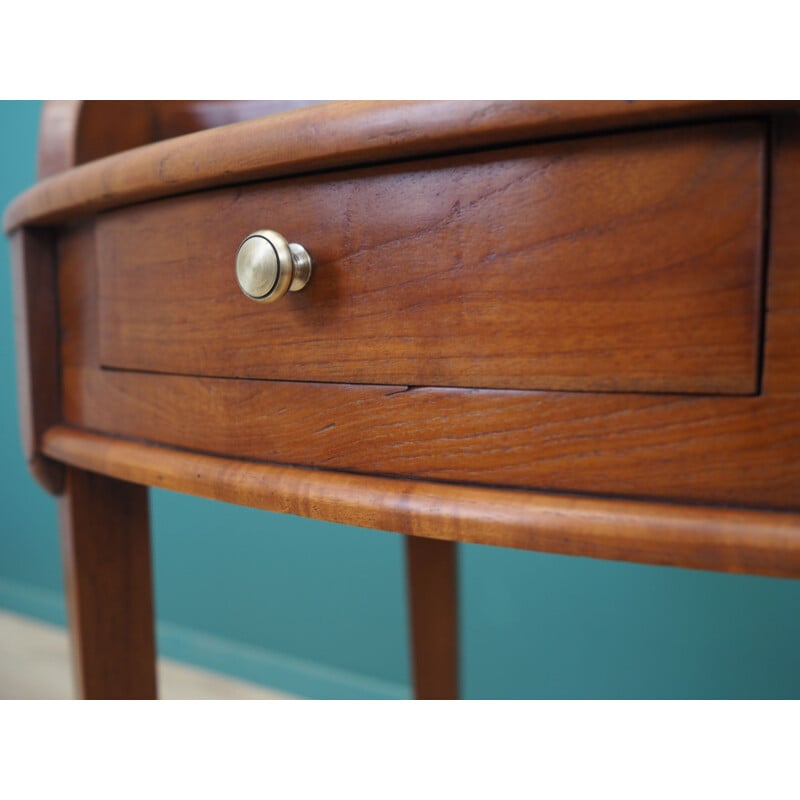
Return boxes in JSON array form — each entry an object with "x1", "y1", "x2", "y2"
[{"x1": 96, "y1": 121, "x2": 765, "y2": 394}]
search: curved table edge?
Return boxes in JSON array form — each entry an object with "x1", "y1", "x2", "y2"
[
  {"x1": 42, "y1": 425, "x2": 800, "y2": 579},
  {"x1": 7, "y1": 100, "x2": 800, "y2": 233}
]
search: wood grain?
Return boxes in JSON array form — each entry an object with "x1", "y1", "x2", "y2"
[
  {"x1": 60, "y1": 366, "x2": 800, "y2": 511},
  {"x1": 74, "y1": 101, "x2": 156, "y2": 167},
  {"x1": 42, "y1": 426, "x2": 800, "y2": 578},
  {"x1": 764, "y1": 113, "x2": 800, "y2": 394},
  {"x1": 406, "y1": 536, "x2": 459, "y2": 699},
  {"x1": 150, "y1": 100, "x2": 325, "y2": 140},
  {"x1": 37, "y1": 101, "x2": 82, "y2": 178},
  {"x1": 9, "y1": 229, "x2": 64, "y2": 493},
  {"x1": 6, "y1": 100, "x2": 796, "y2": 233},
  {"x1": 36, "y1": 101, "x2": 155, "y2": 179},
  {"x1": 58, "y1": 223, "x2": 98, "y2": 368},
  {"x1": 35, "y1": 101, "x2": 324, "y2": 181},
  {"x1": 97, "y1": 122, "x2": 765, "y2": 395},
  {"x1": 58, "y1": 466, "x2": 157, "y2": 699},
  {"x1": 13, "y1": 101, "x2": 800, "y2": 707}
]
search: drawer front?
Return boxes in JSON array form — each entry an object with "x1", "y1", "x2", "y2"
[{"x1": 97, "y1": 122, "x2": 765, "y2": 394}]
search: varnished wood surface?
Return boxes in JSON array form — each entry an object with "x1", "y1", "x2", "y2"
[
  {"x1": 150, "y1": 100, "x2": 325, "y2": 141},
  {"x1": 9, "y1": 229, "x2": 64, "y2": 493},
  {"x1": 58, "y1": 223, "x2": 98, "y2": 367},
  {"x1": 37, "y1": 101, "x2": 156, "y2": 180},
  {"x1": 97, "y1": 122, "x2": 765, "y2": 395},
  {"x1": 36, "y1": 101, "x2": 327, "y2": 179},
  {"x1": 37, "y1": 101, "x2": 82, "y2": 179},
  {"x1": 764, "y1": 115, "x2": 800, "y2": 394},
  {"x1": 74, "y1": 102, "x2": 157, "y2": 171},
  {"x1": 60, "y1": 366, "x2": 800, "y2": 510},
  {"x1": 406, "y1": 536, "x2": 459, "y2": 699},
  {"x1": 5, "y1": 100, "x2": 797, "y2": 233},
  {"x1": 58, "y1": 466, "x2": 157, "y2": 699},
  {"x1": 53, "y1": 123, "x2": 800, "y2": 513},
  {"x1": 11, "y1": 101, "x2": 800, "y2": 708},
  {"x1": 42, "y1": 426, "x2": 800, "y2": 578}
]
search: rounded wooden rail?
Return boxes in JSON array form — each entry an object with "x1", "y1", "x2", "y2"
[
  {"x1": 5, "y1": 100, "x2": 798, "y2": 233},
  {"x1": 42, "y1": 425, "x2": 800, "y2": 579}
]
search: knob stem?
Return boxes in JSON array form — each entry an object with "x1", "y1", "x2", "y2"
[{"x1": 288, "y1": 242, "x2": 312, "y2": 292}]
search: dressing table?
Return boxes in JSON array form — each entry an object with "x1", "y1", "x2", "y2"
[{"x1": 5, "y1": 100, "x2": 800, "y2": 699}]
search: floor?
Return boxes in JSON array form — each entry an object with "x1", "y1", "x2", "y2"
[{"x1": 0, "y1": 609, "x2": 293, "y2": 699}]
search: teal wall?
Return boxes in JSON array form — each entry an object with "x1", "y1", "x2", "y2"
[{"x1": 1, "y1": 100, "x2": 799, "y2": 699}]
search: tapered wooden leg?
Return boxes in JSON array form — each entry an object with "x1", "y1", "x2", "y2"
[
  {"x1": 405, "y1": 535, "x2": 459, "y2": 699},
  {"x1": 58, "y1": 467, "x2": 157, "y2": 699}
]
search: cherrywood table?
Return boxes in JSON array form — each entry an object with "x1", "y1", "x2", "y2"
[{"x1": 5, "y1": 101, "x2": 800, "y2": 699}]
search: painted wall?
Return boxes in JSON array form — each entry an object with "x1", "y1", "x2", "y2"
[{"x1": 1, "y1": 100, "x2": 799, "y2": 698}]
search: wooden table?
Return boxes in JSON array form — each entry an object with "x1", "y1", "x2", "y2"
[{"x1": 5, "y1": 101, "x2": 800, "y2": 699}]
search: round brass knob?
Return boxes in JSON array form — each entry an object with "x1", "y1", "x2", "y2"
[{"x1": 235, "y1": 230, "x2": 312, "y2": 303}]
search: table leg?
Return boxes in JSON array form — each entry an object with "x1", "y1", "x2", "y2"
[
  {"x1": 58, "y1": 467, "x2": 157, "y2": 699},
  {"x1": 405, "y1": 535, "x2": 459, "y2": 699}
]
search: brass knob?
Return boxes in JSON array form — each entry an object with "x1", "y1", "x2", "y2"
[{"x1": 235, "y1": 230, "x2": 312, "y2": 303}]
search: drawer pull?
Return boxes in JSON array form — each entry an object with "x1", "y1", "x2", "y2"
[{"x1": 235, "y1": 230, "x2": 312, "y2": 303}]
